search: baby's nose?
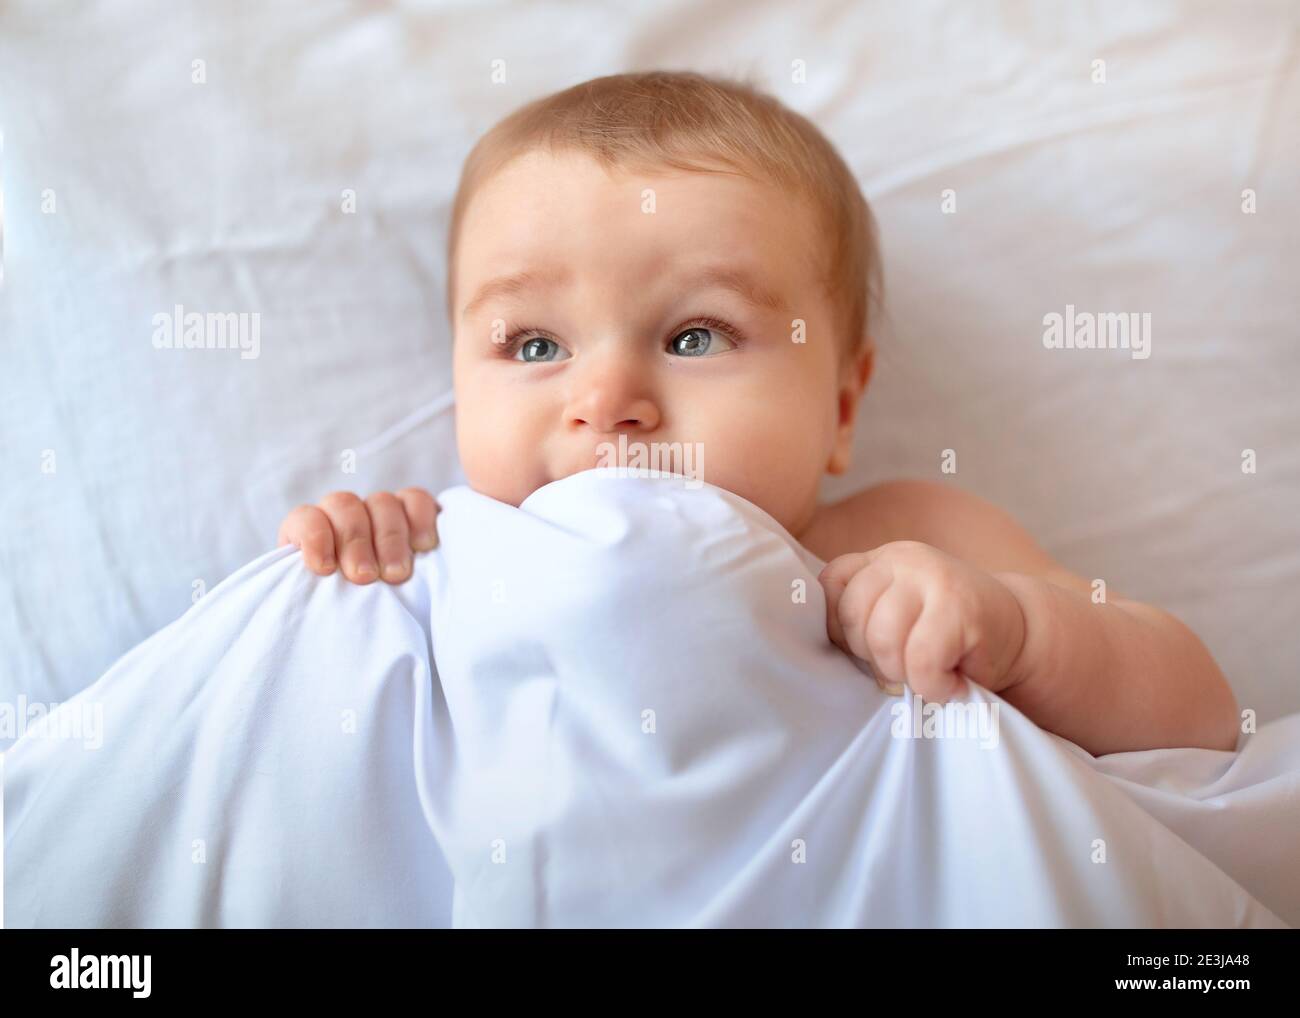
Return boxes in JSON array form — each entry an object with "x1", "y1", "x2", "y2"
[
  {"x1": 575, "y1": 402, "x2": 659, "y2": 433},
  {"x1": 568, "y1": 378, "x2": 660, "y2": 433}
]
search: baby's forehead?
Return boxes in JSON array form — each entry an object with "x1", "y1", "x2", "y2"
[
  {"x1": 460, "y1": 155, "x2": 824, "y2": 278},
  {"x1": 477, "y1": 148, "x2": 812, "y2": 226}
]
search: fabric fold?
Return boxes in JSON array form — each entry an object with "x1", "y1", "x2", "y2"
[{"x1": 5, "y1": 468, "x2": 1297, "y2": 928}]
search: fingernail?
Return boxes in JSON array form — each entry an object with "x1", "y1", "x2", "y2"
[
  {"x1": 383, "y1": 562, "x2": 407, "y2": 582},
  {"x1": 321, "y1": 555, "x2": 335, "y2": 570},
  {"x1": 355, "y1": 562, "x2": 377, "y2": 580},
  {"x1": 876, "y1": 677, "x2": 906, "y2": 696},
  {"x1": 413, "y1": 532, "x2": 436, "y2": 551}
]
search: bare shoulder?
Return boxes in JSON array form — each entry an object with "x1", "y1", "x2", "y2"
[{"x1": 800, "y1": 479, "x2": 1088, "y2": 591}]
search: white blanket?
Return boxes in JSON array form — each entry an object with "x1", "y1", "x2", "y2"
[{"x1": 5, "y1": 469, "x2": 1298, "y2": 927}]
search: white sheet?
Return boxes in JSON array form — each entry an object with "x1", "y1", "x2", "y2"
[
  {"x1": 2, "y1": 0, "x2": 1299, "y2": 742},
  {"x1": 6, "y1": 470, "x2": 1297, "y2": 927},
  {"x1": 2, "y1": 543, "x2": 455, "y2": 927}
]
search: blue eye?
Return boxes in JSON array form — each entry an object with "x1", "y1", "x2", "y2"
[
  {"x1": 515, "y1": 337, "x2": 567, "y2": 362},
  {"x1": 670, "y1": 325, "x2": 737, "y2": 357},
  {"x1": 500, "y1": 319, "x2": 740, "y2": 361}
]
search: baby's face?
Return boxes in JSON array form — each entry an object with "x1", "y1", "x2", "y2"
[{"x1": 452, "y1": 149, "x2": 866, "y2": 537}]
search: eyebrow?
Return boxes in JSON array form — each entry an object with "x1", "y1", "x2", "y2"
[
  {"x1": 459, "y1": 263, "x2": 790, "y2": 320},
  {"x1": 688, "y1": 265, "x2": 790, "y2": 315},
  {"x1": 460, "y1": 266, "x2": 572, "y2": 320}
]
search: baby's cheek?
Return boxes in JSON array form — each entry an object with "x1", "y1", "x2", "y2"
[
  {"x1": 716, "y1": 466, "x2": 819, "y2": 539},
  {"x1": 739, "y1": 421, "x2": 827, "y2": 525},
  {"x1": 463, "y1": 456, "x2": 539, "y2": 508},
  {"x1": 458, "y1": 429, "x2": 527, "y2": 507}
]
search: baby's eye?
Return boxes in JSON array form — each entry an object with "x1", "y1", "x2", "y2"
[
  {"x1": 669, "y1": 325, "x2": 738, "y2": 357},
  {"x1": 515, "y1": 337, "x2": 570, "y2": 363}
]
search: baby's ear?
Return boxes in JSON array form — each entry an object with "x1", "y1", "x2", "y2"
[
  {"x1": 849, "y1": 337, "x2": 874, "y2": 393},
  {"x1": 827, "y1": 340, "x2": 874, "y2": 475},
  {"x1": 838, "y1": 338, "x2": 874, "y2": 416}
]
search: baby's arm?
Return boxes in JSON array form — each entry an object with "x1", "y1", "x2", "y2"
[
  {"x1": 278, "y1": 488, "x2": 439, "y2": 583},
  {"x1": 813, "y1": 481, "x2": 1239, "y2": 755},
  {"x1": 994, "y1": 566, "x2": 1239, "y2": 754}
]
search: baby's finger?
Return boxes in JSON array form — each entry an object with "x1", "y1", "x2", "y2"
[
  {"x1": 319, "y1": 492, "x2": 378, "y2": 583},
  {"x1": 826, "y1": 557, "x2": 892, "y2": 657},
  {"x1": 902, "y1": 600, "x2": 967, "y2": 702},
  {"x1": 819, "y1": 553, "x2": 875, "y2": 652},
  {"x1": 817, "y1": 551, "x2": 875, "y2": 596},
  {"x1": 859, "y1": 581, "x2": 924, "y2": 689},
  {"x1": 397, "y1": 487, "x2": 440, "y2": 551},
  {"x1": 367, "y1": 492, "x2": 412, "y2": 583},
  {"x1": 278, "y1": 505, "x2": 338, "y2": 575}
]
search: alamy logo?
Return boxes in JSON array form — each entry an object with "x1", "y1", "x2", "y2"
[
  {"x1": 50, "y1": 949, "x2": 151, "y2": 998},
  {"x1": 151, "y1": 304, "x2": 260, "y2": 359},
  {"x1": 1, "y1": 696, "x2": 102, "y2": 748},
  {"x1": 890, "y1": 692, "x2": 1000, "y2": 749},
  {"x1": 595, "y1": 435, "x2": 705, "y2": 488},
  {"x1": 1042, "y1": 304, "x2": 1151, "y2": 360}
]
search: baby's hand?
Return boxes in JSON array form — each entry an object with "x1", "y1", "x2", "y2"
[
  {"x1": 818, "y1": 541, "x2": 1026, "y2": 701},
  {"x1": 277, "y1": 488, "x2": 440, "y2": 584}
]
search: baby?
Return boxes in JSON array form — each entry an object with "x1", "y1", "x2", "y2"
[{"x1": 278, "y1": 71, "x2": 1237, "y2": 757}]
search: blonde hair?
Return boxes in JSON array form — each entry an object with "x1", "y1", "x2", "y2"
[{"x1": 446, "y1": 70, "x2": 881, "y2": 362}]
